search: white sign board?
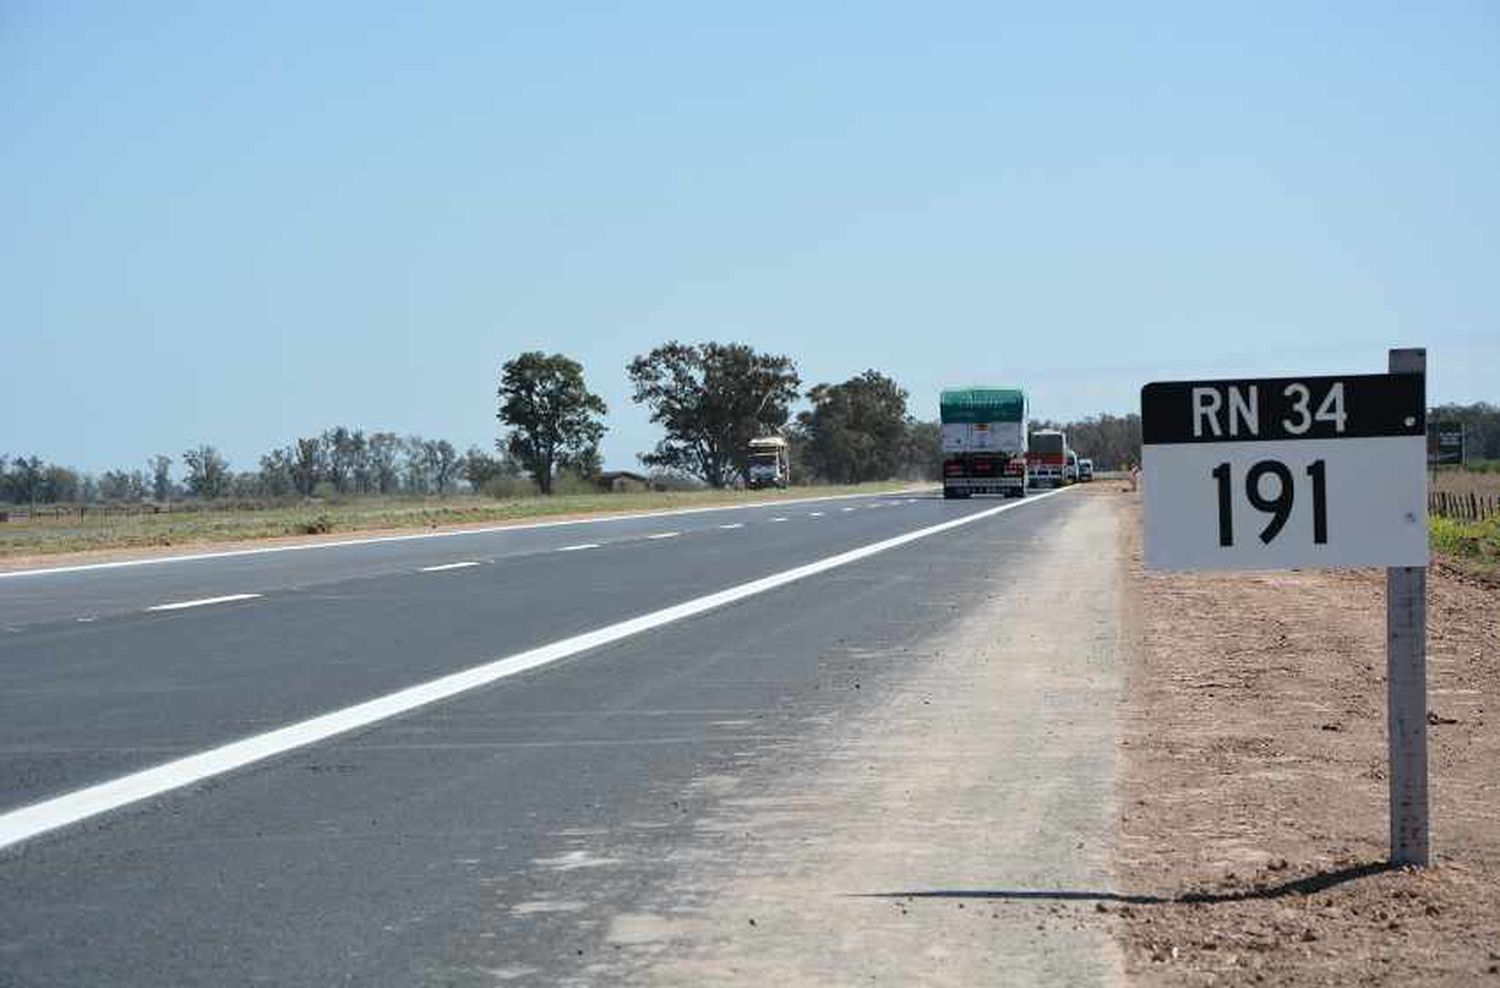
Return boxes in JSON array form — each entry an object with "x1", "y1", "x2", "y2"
[{"x1": 1142, "y1": 373, "x2": 1428, "y2": 570}]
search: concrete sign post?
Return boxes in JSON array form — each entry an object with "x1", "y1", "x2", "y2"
[
  {"x1": 1141, "y1": 349, "x2": 1430, "y2": 866},
  {"x1": 1386, "y1": 348, "x2": 1429, "y2": 866}
]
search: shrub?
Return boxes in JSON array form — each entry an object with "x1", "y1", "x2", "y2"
[
  {"x1": 482, "y1": 475, "x2": 539, "y2": 499},
  {"x1": 296, "y1": 513, "x2": 335, "y2": 535},
  {"x1": 550, "y1": 471, "x2": 598, "y2": 496}
]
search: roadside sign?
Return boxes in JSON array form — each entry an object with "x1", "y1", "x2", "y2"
[
  {"x1": 1142, "y1": 351, "x2": 1433, "y2": 868},
  {"x1": 1141, "y1": 373, "x2": 1427, "y2": 570},
  {"x1": 1427, "y1": 422, "x2": 1465, "y2": 466}
]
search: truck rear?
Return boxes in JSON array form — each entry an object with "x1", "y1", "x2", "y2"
[
  {"x1": 940, "y1": 387, "x2": 1029, "y2": 499},
  {"x1": 1026, "y1": 429, "x2": 1068, "y2": 488}
]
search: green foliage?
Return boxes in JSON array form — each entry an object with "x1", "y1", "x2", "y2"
[
  {"x1": 461, "y1": 446, "x2": 520, "y2": 492},
  {"x1": 1034, "y1": 413, "x2": 1143, "y2": 471},
  {"x1": 181, "y1": 445, "x2": 231, "y2": 499},
  {"x1": 482, "y1": 475, "x2": 539, "y2": 499},
  {"x1": 1429, "y1": 514, "x2": 1500, "y2": 572},
  {"x1": 498, "y1": 351, "x2": 608, "y2": 495},
  {"x1": 296, "y1": 512, "x2": 335, "y2": 535},
  {"x1": 628, "y1": 341, "x2": 800, "y2": 488},
  {"x1": 797, "y1": 370, "x2": 910, "y2": 484},
  {"x1": 900, "y1": 420, "x2": 943, "y2": 480},
  {"x1": 550, "y1": 470, "x2": 599, "y2": 496}
]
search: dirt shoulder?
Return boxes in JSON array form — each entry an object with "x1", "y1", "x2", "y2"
[
  {"x1": 1111, "y1": 487, "x2": 1500, "y2": 984},
  {"x1": 591, "y1": 488, "x2": 1127, "y2": 985}
]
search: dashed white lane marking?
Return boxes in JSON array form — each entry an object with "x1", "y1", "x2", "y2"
[
  {"x1": 647, "y1": 532, "x2": 680, "y2": 540},
  {"x1": 808, "y1": 511, "x2": 825, "y2": 517},
  {"x1": 419, "y1": 562, "x2": 481, "y2": 573},
  {"x1": 1, "y1": 489, "x2": 935, "y2": 579},
  {"x1": 145, "y1": 593, "x2": 262, "y2": 612},
  {"x1": 769, "y1": 517, "x2": 789, "y2": 523},
  {"x1": 557, "y1": 543, "x2": 601, "y2": 553},
  {"x1": 718, "y1": 523, "x2": 744, "y2": 530},
  {"x1": 0, "y1": 487, "x2": 1068, "y2": 852},
  {"x1": 841, "y1": 507, "x2": 858, "y2": 512}
]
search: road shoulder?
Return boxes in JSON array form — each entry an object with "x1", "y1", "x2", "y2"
[{"x1": 596, "y1": 488, "x2": 1127, "y2": 986}]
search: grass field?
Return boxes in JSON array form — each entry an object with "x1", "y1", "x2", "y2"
[
  {"x1": 1428, "y1": 469, "x2": 1500, "y2": 578},
  {"x1": 0, "y1": 483, "x2": 924, "y2": 562},
  {"x1": 1431, "y1": 514, "x2": 1500, "y2": 578}
]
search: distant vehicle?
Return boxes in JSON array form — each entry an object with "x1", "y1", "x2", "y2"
[
  {"x1": 1064, "y1": 449, "x2": 1079, "y2": 484},
  {"x1": 1078, "y1": 458, "x2": 1094, "y2": 482},
  {"x1": 1026, "y1": 430, "x2": 1068, "y2": 488},
  {"x1": 746, "y1": 436, "x2": 789, "y2": 489},
  {"x1": 940, "y1": 387, "x2": 1029, "y2": 499}
]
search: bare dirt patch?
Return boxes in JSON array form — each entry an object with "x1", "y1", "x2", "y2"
[{"x1": 1112, "y1": 490, "x2": 1500, "y2": 985}]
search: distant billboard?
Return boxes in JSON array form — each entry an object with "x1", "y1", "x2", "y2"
[{"x1": 1427, "y1": 422, "x2": 1464, "y2": 466}]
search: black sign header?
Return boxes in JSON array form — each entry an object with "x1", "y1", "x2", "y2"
[{"x1": 1141, "y1": 373, "x2": 1424, "y2": 445}]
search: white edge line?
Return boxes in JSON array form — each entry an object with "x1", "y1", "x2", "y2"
[
  {"x1": 556, "y1": 543, "x2": 601, "y2": 552},
  {"x1": 0, "y1": 488, "x2": 937, "y2": 580},
  {"x1": 0, "y1": 487, "x2": 1068, "y2": 852},
  {"x1": 418, "y1": 562, "x2": 481, "y2": 573},
  {"x1": 145, "y1": 593, "x2": 263, "y2": 612}
]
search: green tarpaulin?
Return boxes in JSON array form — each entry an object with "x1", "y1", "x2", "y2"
[{"x1": 939, "y1": 387, "x2": 1027, "y2": 424}]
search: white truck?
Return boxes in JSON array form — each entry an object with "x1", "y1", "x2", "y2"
[
  {"x1": 940, "y1": 387, "x2": 1029, "y2": 499},
  {"x1": 746, "y1": 436, "x2": 790, "y2": 489}
]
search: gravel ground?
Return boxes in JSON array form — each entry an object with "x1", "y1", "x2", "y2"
[{"x1": 1112, "y1": 486, "x2": 1500, "y2": 985}]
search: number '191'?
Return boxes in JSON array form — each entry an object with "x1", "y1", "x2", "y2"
[{"x1": 1212, "y1": 460, "x2": 1328, "y2": 547}]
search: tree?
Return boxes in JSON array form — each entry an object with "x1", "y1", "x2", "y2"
[
  {"x1": 98, "y1": 469, "x2": 148, "y2": 501},
  {"x1": 1045, "y1": 413, "x2": 1142, "y2": 471},
  {"x1": 149, "y1": 455, "x2": 173, "y2": 502},
  {"x1": 367, "y1": 432, "x2": 402, "y2": 494},
  {"x1": 182, "y1": 445, "x2": 231, "y2": 499},
  {"x1": 900, "y1": 420, "x2": 943, "y2": 481},
  {"x1": 461, "y1": 446, "x2": 519, "y2": 492},
  {"x1": 419, "y1": 438, "x2": 460, "y2": 495},
  {"x1": 257, "y1": 449, "x2": 295, "y2": 497},
  {"x1": 291, "y1": 437, "x2": 326, "y2": 496},
  {"x1": 498, "y1": 352, "x2": 608, "y2": 495},
  {"x1": 627, "y1": 341, "x2": 799, "y2": 488},
  {"x1": 7, "y1": 455, "x2": 45, "y2": 504},
  {"x1": 798, "y1": 370, "x2": 909, "y2": 483}
]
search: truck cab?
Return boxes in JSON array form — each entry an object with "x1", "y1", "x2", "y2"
[{"x1": 746, "y1": 436, "x2": 789, "y2": 490}]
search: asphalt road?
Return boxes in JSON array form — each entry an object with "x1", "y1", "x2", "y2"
[{"x1": 0, "y1": 487, "x2": 1109, "y2": 985}]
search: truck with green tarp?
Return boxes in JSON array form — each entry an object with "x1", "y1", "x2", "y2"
[{"x1": 939, "y1": 387, "x2": 1029, "y2": 499}]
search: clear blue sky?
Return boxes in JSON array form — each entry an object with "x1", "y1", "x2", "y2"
[{"x1": 4, "y1": 1, "x2": 1497, "y2": 475}]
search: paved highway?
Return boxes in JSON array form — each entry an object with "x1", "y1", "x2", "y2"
[{"x1": 0, "y1": 487, "x2": 1121, "y2": 985}]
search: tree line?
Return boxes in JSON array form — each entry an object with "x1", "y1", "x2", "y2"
[
  {"x1": 0, "y1": 431, "x2": 509, "y2": 505},
  {"x1": 18, "y1": 346, "x2": 1484, "y2": 504}
]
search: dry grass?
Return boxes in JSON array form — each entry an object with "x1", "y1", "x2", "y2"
[{"x1": 1430, "y1": 468, "x2": 1500, "y2": 497}]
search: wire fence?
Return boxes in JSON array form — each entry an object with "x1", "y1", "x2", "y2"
[{"x1": 1429, "y1": 490, "x2": 1499, "y2": 522}]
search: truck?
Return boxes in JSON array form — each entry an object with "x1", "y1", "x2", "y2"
[
  {"x1": 746, "y1": 436, "x2": 790, "y2": 489},
  {"x1": 940, "y1": 387, "x2": 1029, "y2": 499},
  {"x1": 1027, "y1": 429, "x2": 1068, "y2": 488}
]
